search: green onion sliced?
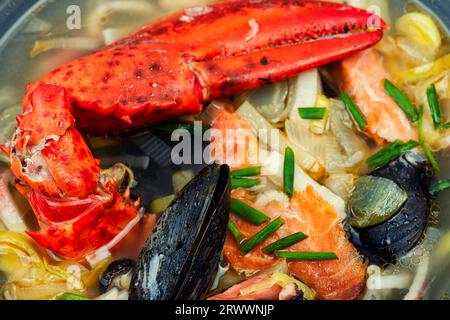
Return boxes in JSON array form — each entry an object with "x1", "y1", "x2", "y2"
[
  {"x1": 228, "y1": 221, "x2": 246, "y2": 245},
  {"x1": 418, "y1": 105, "x2": 425, "y2": 144},
  {"x1": 384, "y1": 79, "x2": 418, "y2": 123},
  {"x1": 423, "y1": 144, "x2": 441, "y2": 172},
  {"x1": 58, "y1": 293, "x2": 90, "y2": 301},
  {"x1": 262, "y1": 232, "x2": 308, "y2": 254},
  {"x1": 240, "y1": 218, "x2": 284, "y2": 255},
  {"x1": 431, "y1": 180, "x2": 450, "y2": 195},
  {"x1": 367, "y1": 140, "x2": 419, "y2": 168},
  {"x1": 340, "y1": 91, "x2": 368, "y2": 129},
  {"x1": 284, "y1": 147, "x2": 295, "y2": 198},
  {"x1": 230, "y1": 166, "x2": 261, "y2": 178},
  {"x1": 274, "y1": 252, "x2": 338, "y2": 261},
  {"x1": 427, "y1": 84, "x2": 442, "y2": 129},
  {"x1": 231, "y1": 178, "x2": 260, "y2": 190},
  {"x1": 418, "y1": 105, "x2": 441, "y2": 172},
  {"x1": 441, "y1": 123, "x2": 450, "y2": 130},
  {"x1": 298, "y1": 108, "x2": 326, "y2": 120},
  {"x1": 231, "y1": 199, "x2": 270, "y2": 226}
]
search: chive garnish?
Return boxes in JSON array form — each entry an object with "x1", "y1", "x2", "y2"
[
  {"x1": 262, "y1": 232, "x2": 308, "y2": 254},
  {"x1": 341, "y1": 92, "x2": 368, "y2": 130},
  {"x1": 384, "y1": 79, "x2": 418, "y2": 122},
  {"x1": 284, "y1": 147, "x2": 295, "y2": 198},
  {"x1": 298, "y1": 108, "x2": 327, "y2": 120},
  {"x1": 58, "y1": 293, "x2": 90, "y2": 300},
  {"x1": 427, "y1": 84, "x2": 442, "y2": 129},
  {"x1": 230, "y1": 166, "x2": 261, "y2": 178},
  {"x1": 231, "y1": 199, "x2": 270, "y2": 226},
  {"x1": 418, "y1": 105, "x2": 425, "y2": 144},
  {"x1": 240, "y1": 218, "x2": 284, "y2": 254},
  {"x1": 274, "y1": 252, "x2": 338, "y2": 261},
  {"x1": 367, "y1": 140, "x2": 419, "y2": 168},
  {"x1": 441, "y1": 123, "x2": 450, "y2": 130},
  {"x1": 418, "y1": 105, "x2": 441, "y2": 171},
  {"x1": 228, "y1": 221, "x2": 246, "y2": 245},
  {"x1": 430, "y1": 180, "x2": 450, "y2": 195},
  {"x1": 231, "y1": 178, "x2": 260, "y2": 190},
  {"x1": 423, "y1": 144, "x2": 440, "y2": 172}
]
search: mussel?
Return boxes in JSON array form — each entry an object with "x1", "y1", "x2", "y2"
[
  {"x1": 100, "y1": 259, "x2": 135, "y2": 294},
  {"x1": 129, "y1": 164, "x2": 231, "y2": 300},
  {"x1": 348, "y1": 153, "x2": 432, "y2": 265}
]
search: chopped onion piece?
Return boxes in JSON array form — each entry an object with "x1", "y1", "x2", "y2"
[
  {"x1": 236, "y1": 101, "x2": 325, "y2": 180},
  {"x1": 87, "y1": 1, "x2": 156, "y2": 33},
  {"x1": 30, "y1": 37, "x2": 102, "y2": 58},
  {"x1": 288, "y1": 69, "x2": 322, "y2": 121},
  {"x1": 396, "y1": 13, "x2": 442, "y2": 56}
]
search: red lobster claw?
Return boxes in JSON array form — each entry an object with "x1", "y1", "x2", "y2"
[
  {"x1": 24, "y1": 0, "x2": 387, "y2": 134},
  {"x1": 7, "y1": 85, "x2": 139, "y2": 261},
  {"x1": 3, "y1": 0, "x2": 387, "y2": 261}
]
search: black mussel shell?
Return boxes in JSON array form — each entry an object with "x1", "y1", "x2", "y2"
[
  {"x1": 348, "y1": 154, "x2": 432, "y2": 265},
  {"x1": 99, "y1": 259, "x2": 135, "y2": 294},
  {"x1": 129, "y1": 164, "x2": 230, "y2": 300}
]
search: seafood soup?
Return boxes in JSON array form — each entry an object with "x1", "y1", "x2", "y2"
[{"x1": 0, "y1": 0, "x2": 450, "y2": 301}]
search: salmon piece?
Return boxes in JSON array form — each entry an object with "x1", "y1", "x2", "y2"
[
  {"x1": 210, "y1": 107, "x2": 257, "y2": 170},
  {"x1": 339, "y1": 49, "x2": 418, "y2": 143},
  {"x1": 224, "y1": 188, "x2": 367, "y2": 300}
]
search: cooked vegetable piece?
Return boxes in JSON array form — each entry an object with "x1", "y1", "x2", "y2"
[
  {"x1": 240, "y1": 81, "x2": 289, "y2": 121},
  {"x1": 423, "y1": 144, "x2": 440, "y2": 172},
  {"x1": 236, "y1": 101, "x2": 325, "y2": 180},
  {"x1": 262, "y1": 233, "x2": 308, "y2": 254},
  {"x1": 418, "y1": 105, "x2": 440, "y2": 171},
  {"x1": 367, "y1": 140, "x2": 419, "y2": 168},
  {"x1": 430, "y1": 180, "x2": 450, "y2": 194},
  {"x1": 284, "y1": 147, "x2": 295, "y2": 198},
  {"x1": 58, "y1": 293, "x2": 90, "y2": 300},
  {"x1": 172, "y1": 170, "x2": 195, "y2": 194},
  {"x1": 298, "y1": 108, "x2": 326, "y2": 120},
  {"x1": 230, "y1": 166, "x2": 261, "y2": 178},
  {"x1": 442, "y1": 122, "x2": 450, "y2": 130},
  {"x1": 349, "y1": 176, "x2": 408, "y2": 229},
  {"x1": 396, "y1": 12, "x2": 442, "y2": 53},
  {"x1": 309, "y1": 95, "x2": 330, "y2": 134},
  {"x1": 384, "y1": 79, "x2": 418, "y2": 122},
  {"x1": 401, "y1": 54, "x2": 450, "y2": 83},
  {"x1": 228, "y1": 221, "x2": 246, "y2": 245},
  {"x1": 418, "y1": 105, "x2": 425, "y2": 143},
  {"x1": 149, "y1": 195, "x2": 175, "y2": 214},
  {"x1": 231, "y1": 178, "x2": 260, "y2": 189},
  {"x1": 427, "y1": 84, "x2": 442, "y2": 129},
  {"x1": 231, "y1": 199, "x2": 270, "y2": 226},
  {"x1": 274, "y1": 252, "x2": 338, "y2": 261},
  {"x1": 340, "y1": 92, "x2": 368, "y2": 129},
  {"x1": 240, "y1": 218, "x2": 284, "y2": 254}
]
